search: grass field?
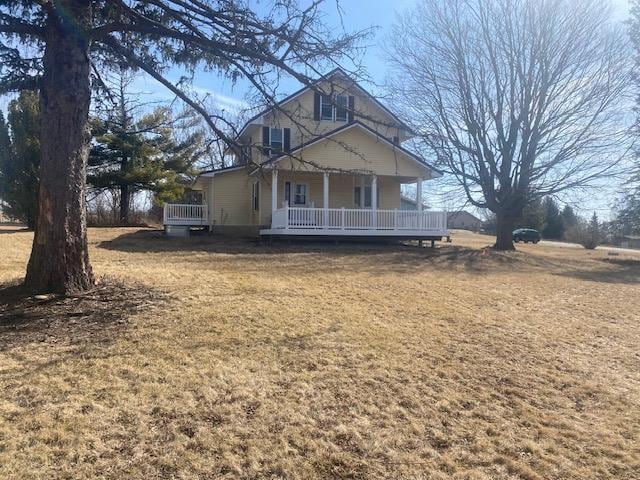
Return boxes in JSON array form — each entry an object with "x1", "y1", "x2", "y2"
[{"x1": 1, "y1": 227, "x2": 639, "y2": 479}]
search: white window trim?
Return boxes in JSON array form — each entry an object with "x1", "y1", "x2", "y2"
[
  {"x1": 292, "y1": 182, "x2": 310, "y2": 206},
  {"x1": 320, "y1": 94, "x2": 348, "y2": 122}
]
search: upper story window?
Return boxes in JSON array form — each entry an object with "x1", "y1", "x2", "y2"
[
  {"x1": 320, "y1": 95, "x2": 333, "y2": 121},
  {"x1": 262, "y1": 126, "x2": 290, "y2": 155},
  {"x1": 315, "y1": 92, "x2": 353, "y2": 123},
  {"x1": 270, "y1": 128, "x2": 283, "y2": 152}
]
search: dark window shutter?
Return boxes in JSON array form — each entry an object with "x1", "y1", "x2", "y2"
[
  {"x1": 254, "y1": 182, "x2": 260, "y2": 210},
  {"x1": 348, "y1": 96, "x2": 355, "y2": 122},
  {"x1": 313, "y1": 92, "x2": 320, "y2": 121},
  {"x1": 262, "y1": 126, "x2": 270, "y2": 155},
  {"x1": 283, "y1": 128, "x2": 291, "y2": 151}
]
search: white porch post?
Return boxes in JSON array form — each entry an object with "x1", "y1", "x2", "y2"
[
  {"x1": 416, "y1": 178, "x2": 423, "y2": 212},
  {"x1": 323, "y1": 172, "x2": 329, "y2": 228},
  {"x1": 371, "y1": 175, "x2": 378, "y2": 229},
  {"x1": 271, "y1": 169, "x2": 278, "y2": 221}
]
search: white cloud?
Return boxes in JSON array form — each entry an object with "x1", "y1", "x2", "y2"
[{"x1": 124, "y1": 75, "x2": 248, "y2": 115}]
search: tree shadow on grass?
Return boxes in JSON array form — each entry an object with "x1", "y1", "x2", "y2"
[
  {"x1": 96, "y1": 228, "x2": 561, "y2": 276},
  {"x1": 0, "y1": 277, "x2": 167, "y2": 353},
  {"x1": 97, "y1": 228, "x2": 438, "y2": 255},
  {"x1": 554, "y1": 258, "x2": 640, "y2": 285}
]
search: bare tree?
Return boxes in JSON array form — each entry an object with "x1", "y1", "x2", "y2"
[{"x1": 388, "y1": 0, "x2": 632, "y2": 250}]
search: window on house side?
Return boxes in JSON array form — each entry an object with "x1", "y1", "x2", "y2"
[
  {"x1": 354, "y1": 186, "x2": 361, "y2": 207},
  {"x1": 270, "y1": 128, "x2": 283, "y2": 152},
  {"x1": 320, "y1": 95, "x2": 333, "y2": 121}
]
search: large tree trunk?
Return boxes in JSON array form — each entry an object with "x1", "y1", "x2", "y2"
[
  {"x1": 24, "y1": 0, "x2": 94, "y2": 294},
  {"x1": 119, "y1": 184, "x2": 130, "y2": 225},
  {"x1": 494, "y1": 210, "x2": 516, "y2": 251}
]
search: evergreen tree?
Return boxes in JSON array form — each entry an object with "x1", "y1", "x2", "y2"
[
  {"x1": 585, "y1": 211, "x2": 601, "y2": 249},
  {"x1": 0, "y1": 91, "x2": 40, "y2": 228},
  {"x1": 542, "y1": 197, "x2": 564, "y2": 239},
  {"x1": 561, "y1": 205, "x2": 579, "y2": 230},
  {"x1": 88, "y1": 75, "x2": 204, "y2": 224},
  {"x1": 613, "y1": 190, "x2": 640, "y2": 235}
]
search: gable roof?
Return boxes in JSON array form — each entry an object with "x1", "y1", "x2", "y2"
[
  {"x1": 235, "y1": 68, "x2": 412, "y2": 139},
  {"x1": 259, "y1": 120, "x2": 441, "y2": 177}
]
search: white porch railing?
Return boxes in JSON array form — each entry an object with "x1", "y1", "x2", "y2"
[
  {"x1": 163, "y1": 203, "x2": 208, "y2": 226},
  {"x1": 271, "y1": 205, "x2": 447, "y2": 233}
]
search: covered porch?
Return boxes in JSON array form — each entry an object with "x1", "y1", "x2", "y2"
[{"x1": 260, "y1": 169, "x2": 448, "y2": 238}]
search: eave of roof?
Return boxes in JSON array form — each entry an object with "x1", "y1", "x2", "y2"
[
  {"x1": 199, "y1": 164, "x2": 246, "y2": 177},
  {"x1": 235, "y1": 68, "x2": 412, "y2": 139}
]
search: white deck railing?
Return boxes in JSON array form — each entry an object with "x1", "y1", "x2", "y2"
[
  {"x1": 163, "y1": 203, "x2": 208, "y2": 226},
  {"x1": 271, "y1": 206, "x2": 447, "y2": 233}
]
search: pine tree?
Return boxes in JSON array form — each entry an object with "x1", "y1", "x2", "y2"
[
  {"x1": 88, "y1": 75, "x2": 203, "y2": 224},
  {"x1": 561, "y1": 205, "x2": 579, "y2": 230},
  {"x1": 542, "y1": 197, "x2": 564, "y2": 240},
  {"x1": 0, "y1": 91, "x2": 40, "y2": 228},
  {"x1": 587, "y1": 212, "x2": 601, "y2": 248}
]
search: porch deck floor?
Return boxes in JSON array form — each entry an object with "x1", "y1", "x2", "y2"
[{"x1": 259, "y1": 228, "x2": 448, "y2": 238}]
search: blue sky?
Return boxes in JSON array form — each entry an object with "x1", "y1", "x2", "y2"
[{"x1": 164, "y1": 0, "x2": 631, "y2": 108}]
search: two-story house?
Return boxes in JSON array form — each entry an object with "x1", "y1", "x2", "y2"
[{"x1": 163, "y1": 68, "x2": 448, "y2": 240}]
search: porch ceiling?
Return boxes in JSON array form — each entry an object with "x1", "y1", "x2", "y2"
[{"x1": 256, "y1": 169, "x2": 423, "y2": 184}]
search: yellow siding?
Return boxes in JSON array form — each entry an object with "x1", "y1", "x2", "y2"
[
  {"x1": 207, "y1": 73, "x2": 428, "y2": 228},
  {"x1": 259, "y1": 171, "x2": 402, "y2": 226},
  {"x1": 277, "y1": 127, "x2": 429, "y2": 178},
  {"x1": 241, "y1": 76, "x2": 406, "y2": 166},
  {"x1": 207, "y1": 170, "x2": 254, "y2": 226},
  {"x1": 203, "y1": 168, "x2": 404, "y2": 227}
]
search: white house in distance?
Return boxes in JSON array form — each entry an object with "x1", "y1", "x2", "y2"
[{"x1": 164, "y1": 68, "x2": 449, "y2": 240}]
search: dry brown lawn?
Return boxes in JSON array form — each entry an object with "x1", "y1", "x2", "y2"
[{"x1": 1, "y1": 226, "x2": 639, "y2": 479}]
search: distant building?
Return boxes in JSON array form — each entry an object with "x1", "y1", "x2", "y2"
[
  {"x1": 615, "y1": 235, "x2": 640, "y2": 249},
  {"x1": 447, "y1": 211, "x2": 483, "y2": 231}
]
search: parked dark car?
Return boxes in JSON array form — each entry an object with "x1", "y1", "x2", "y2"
[{"x1": 512, "y1": 228, "x2": 541, "y2": 244}]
